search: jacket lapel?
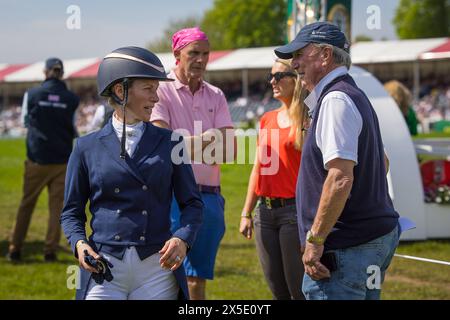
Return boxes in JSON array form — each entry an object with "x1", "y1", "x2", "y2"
[
  {"x1": 98, "y1": 122, "x2": 146, "y2": 184},
  {"x1": 132, "y1": 123, "x2": 164, "y2": 168}
]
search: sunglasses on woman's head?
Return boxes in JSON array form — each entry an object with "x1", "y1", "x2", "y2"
[{"x1": 267, "y1": 71, "x2": 297, "y2": 83}]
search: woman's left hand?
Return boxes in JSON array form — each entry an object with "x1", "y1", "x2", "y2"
[{"x1": 159, "y1": 237, "x2": 187, "y2": 271}]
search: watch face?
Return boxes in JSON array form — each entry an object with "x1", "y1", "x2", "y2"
[{"x1": 306, "y1": 231, "x2": 324, "y2": 244}]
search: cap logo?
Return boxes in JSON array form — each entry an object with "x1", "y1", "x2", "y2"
[
  {"x1": 104, "y1": 53, "x2": 165, "y2": 73},
  {"x1": 310, "y1": 30, "x2": 327, "y2": 39}
]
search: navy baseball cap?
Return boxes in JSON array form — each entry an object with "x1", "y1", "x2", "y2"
[
  {"x1": 45, "y1": 57, "x2": 64, "y2": 71},
  {"x1": 275, "y1": 22, "x2": 350, "y2": 59}
]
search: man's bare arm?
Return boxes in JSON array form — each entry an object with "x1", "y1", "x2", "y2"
[
  {"x1": 310, "y1": 158, "x2": 355, "y2": 239},
  {"x1": 152, "y1": 120, "x2": 236, "y2": 164}
]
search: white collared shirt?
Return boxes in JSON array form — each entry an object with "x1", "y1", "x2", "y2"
[
  {"x1": 304, "y1": 66, "x2": 363, "y2": 170},
  {"x1": 112, "y1": 114, "x2": 144, "y2": 157}
]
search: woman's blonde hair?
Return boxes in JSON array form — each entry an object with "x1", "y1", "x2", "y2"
[
  {"x1": 106, "y1": 79, "x2": 136, "y2": 110},
  {"x1": 384, "y1": 80, "x2": 412, "y2": 116},
  {"x1": 274, "y1": 58, "x2": 308, "y2": 150}
]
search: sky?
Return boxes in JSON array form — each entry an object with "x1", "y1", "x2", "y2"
[{"x1": 0, "y1": 0, "x2": 399, "y2": 64}]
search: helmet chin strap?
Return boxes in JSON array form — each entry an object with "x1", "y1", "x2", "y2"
[{"x1": 112, "y1": 78, "x2": 129, "y2": 159}]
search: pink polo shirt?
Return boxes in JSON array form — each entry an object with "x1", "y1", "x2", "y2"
[{"x1": 151, "y1": 70, "x2": 234, "y2": 186}]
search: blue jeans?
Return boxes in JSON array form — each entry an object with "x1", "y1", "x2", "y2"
[{"x1": 302, "y1": 224, "x2": 400, "y2": 300}]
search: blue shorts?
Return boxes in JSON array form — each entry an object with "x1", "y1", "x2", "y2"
[{"x1": 170, "y1": 192, "x2": 225, "y2": 280}]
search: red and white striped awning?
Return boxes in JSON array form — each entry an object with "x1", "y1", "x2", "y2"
[
  {"x1": 350, "y1": 38, "x2": 449, "y2": 64},
  {"x1": 420, "y1": 39, "x2": 450, "y2": 60},
  {"x1": 0, "y1": 50, "x2": 234, "y2": 83},
  {"x1": 1, "y1": 58, "x2": 101, "y2": 83},
  {"x1": 1, "y1": 38, "x2": 449, "y2": 83}
]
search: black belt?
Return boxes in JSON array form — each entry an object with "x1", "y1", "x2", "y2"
[
  {"x1": 198, "y1": 184, "x2": 221, "y2": 194},
  {"x1": 261, "y1": 197, "x2": 296, "y2": 209}
]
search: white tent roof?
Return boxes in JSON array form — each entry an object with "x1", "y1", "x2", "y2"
[
  {"x1": 350, "y1": 38, "x2": 448, "y2": 64},
  {"x1": 4, "y1": 58, "x2": 99, "y2": 82},
  {"x1": 2, "y1": 38, "x2": 450, "y2": 82},
  {"x1": 156, "y1": 52, "x2": 177, "y2": 72},
  {"x1": 207, "y1": 47, "x2": 278, "y2": 71}
]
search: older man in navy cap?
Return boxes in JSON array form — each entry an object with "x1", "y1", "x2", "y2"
[
  {"x1": 275, "y1": 22, "x2": 400, "y2": 300},
  {"x1": 7, "y1": 57, "x2": 79, "y2": 263}
]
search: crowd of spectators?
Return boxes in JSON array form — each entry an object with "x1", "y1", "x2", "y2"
[
  {"x1": 414, "y1": 81, "x2": 450, "y2": 131},
  {"x1": 0, "y1": 87, "x2": 105, "y2": 137},
  {"x1": 1, "y1": 78, "x2": 450, "y2": 137},
  {"x1": 0, "y1": 105, "x2": 24, "y2": 137}
]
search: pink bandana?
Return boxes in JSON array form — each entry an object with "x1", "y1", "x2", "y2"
[{"x1": 172, "y1": 27, "x2": 209, "y2": 53}]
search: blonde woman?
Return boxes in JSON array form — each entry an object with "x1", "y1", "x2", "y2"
[
  {"x1": 384, "y1": 80, "x2": 418, "y2": 135},
  {"x1": 239, "y1": 59, "x2": 307, "y2": 300}
]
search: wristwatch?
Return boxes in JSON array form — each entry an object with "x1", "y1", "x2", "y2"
[
  {"x1": 241, "y1": 212, "x2": 252, "y2": 218},
  {"x1": 306, "y1": 230, "x2": 325, "y2": 245},
  {"x1": 76, "y1": 240, "x2": 88, "y2": 249}
]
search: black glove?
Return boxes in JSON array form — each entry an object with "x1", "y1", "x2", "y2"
[{"x1": 84, "y1": 250, "x2": 114, "y2": 284}]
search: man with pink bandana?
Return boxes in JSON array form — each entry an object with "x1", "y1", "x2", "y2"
[{"x1": 151, "y1": 27, "x2": 236, "y2": 300}]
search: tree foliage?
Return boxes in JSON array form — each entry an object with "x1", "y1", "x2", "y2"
[
  {"x1": 393, "y1": 0, "x2": 450, "y2": 39},
  {"x1": 201, "y1": 0, "x2": 287, "y2": 50},
  {"x1": 354, "y1": 34, "x2": 373, "y2": 42},
  {"x1": 147, "y1": 0, "x2": 287, "y2": 52},
  {"x1": 147, "y1": 16, "x2": 202, "y2": 53}
]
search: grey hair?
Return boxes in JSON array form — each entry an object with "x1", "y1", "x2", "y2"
[{"x1": 313, "y1": 43, "x2": 352, "y2": 70}]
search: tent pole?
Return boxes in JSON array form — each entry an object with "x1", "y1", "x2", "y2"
[
  {"x1": 321, "y1": 0, "x2": 327, "y2": 21},
  {"x1": 242, "y1": 69, "x2": 249, "y2": 100},
  {"x1": 413, "y1": 61, "x2": 420, "y2": 102},
  {"x1": 3, "y1": 85, "x2": 10, "y2": 111}
]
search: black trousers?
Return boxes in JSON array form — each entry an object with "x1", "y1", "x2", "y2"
[{"x1": 254, "y1": 203, "x2": 305, "y2": 300}]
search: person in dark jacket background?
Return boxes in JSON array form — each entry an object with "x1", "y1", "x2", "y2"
[{"x1": 7, "y1": 57, "x2": 79, "y2": 263}]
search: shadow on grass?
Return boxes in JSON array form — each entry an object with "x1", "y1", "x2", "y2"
[
  {"x1": 0, "y1": 240, "x2": 74, "y2": 265},
  {"x1": 218, "y1": 242, "x2": 256, "y2": 250},
  {"x1": 214, "y1": 242, "x2": 260, "y2": 277},
  {"x1": 398, "y1": 239, "x2": 450, "y2": 247},
  {"x1": 214, "y1": 267, "x2": 260, "y2": 278}
]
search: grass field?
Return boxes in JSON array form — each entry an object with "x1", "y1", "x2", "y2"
[{"x1": 0, "y1": 138, "x2": 449, "y2": 300}]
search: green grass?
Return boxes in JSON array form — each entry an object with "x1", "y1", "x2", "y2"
[
  {"x1": 0, "y1": 138, "x2": 449, "y2": 300},
  {"x1": 414, "y1": 132, "x2": 450, "y2": 139}
]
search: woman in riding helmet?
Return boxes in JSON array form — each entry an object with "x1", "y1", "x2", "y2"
[{"x1": 61, "y1": 46, "x2": 203, "y2": 300}]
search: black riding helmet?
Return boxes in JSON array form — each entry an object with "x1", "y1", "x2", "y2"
[
  {"x1": 97, "y1": 46, "x2": 173, "y2": 97},
  {"x1": 97, "y1": 46, "x2": 173, "y2": 158}
]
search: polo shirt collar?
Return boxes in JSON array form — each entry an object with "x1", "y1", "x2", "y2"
[
  {"x1": 304, "y1": 66, "x2": 348, "y2": 117},
  {"x1": 169, "y1": 70, "x2": 205, "y2": 91}
]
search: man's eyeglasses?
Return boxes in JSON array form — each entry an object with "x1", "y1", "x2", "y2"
[{"x1": 267, "y1": 71, "x2": 296, "y2": 83}]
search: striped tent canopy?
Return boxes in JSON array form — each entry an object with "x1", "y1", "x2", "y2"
[
  {"x1": 1, "y1": 38, "x2": 449, "y2": 83},
  {"x1": 0, "y1": 50, "x2": 234, "y2": 83}
]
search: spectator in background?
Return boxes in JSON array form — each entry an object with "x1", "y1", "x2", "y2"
[
  {"x1": 0, "y1": 105, "x2": 27, "y2": 137},
  {"x1": 7, "y1": 57, "x2": 79, "y2": 262},
  {"x1": 384, "y1": 80, "x2": 418, "y2": 135},
  {"x1": 151, "y1": 27, "x2": 236, "y2": 300},
  {"x1": 87, "y1": 104, "x2": 114, "y2": 132},
  {"x1": 239, "y1": 59, "x2": 307, "y2": 300}
]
